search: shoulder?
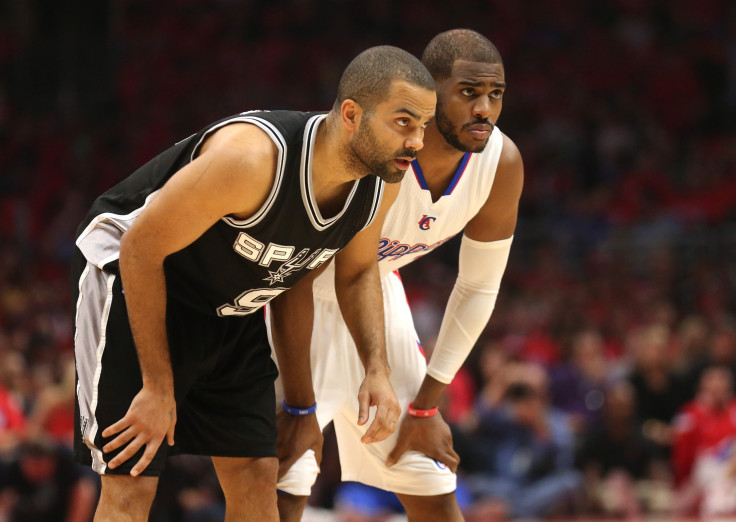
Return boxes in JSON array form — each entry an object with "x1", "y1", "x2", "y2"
[
  {"x1": 464, "y1": 131, "x2": 523, "y2": 239},
  {"x1": 496, "y1": 132, "x2": 523, "y2": 181},
  {"x1": 196, "y1": 123, "x2": 280, "y2": 189},
  {"x1": 201, "y1": 123, "x2": 279, "y2": 166},
  {"x1": 483, "y1": 131, "x2": 524, "y2": 203},
  {"x1": 484, "y1": 131, "x2": 523, "y2": 203}
]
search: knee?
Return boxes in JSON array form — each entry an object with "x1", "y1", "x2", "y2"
[
  {"x1": 277, "y1": 492, "x2": 309, "y2": 522},
  {"x1": 215, "y1": 456, "x2": 278, "y2": 497},
  {"x1": 245, "y1": 457, "x2": 278, "y2": 485},
  {"x1": 100, "y1": 475, "x2": 158, "y2": 512},
  {"x1": 400, "y1": 492, "x2": 463, "y2": 522}
]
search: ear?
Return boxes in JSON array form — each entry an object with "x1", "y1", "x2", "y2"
[{"x1": 340, "y1": 99, "x2": 363, "y2": 132}]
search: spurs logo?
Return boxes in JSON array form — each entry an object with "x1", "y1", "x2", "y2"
[
  {"x1": 418, "y1": 215, "x2": 436, "y2": 230},
  {"x1": 232, "y1": 232, "x2": 338, "y2": 285},
  {"x1": 264, "y1": 248, "x2": 321, "y2": 285}
]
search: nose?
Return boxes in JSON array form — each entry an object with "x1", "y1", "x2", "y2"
[
  {"x1": 472, "y1": 95, "x2": 492, "y2": 120},
  {"x1": 405, "y1": 127, "x2": 425, "y2": 152}
]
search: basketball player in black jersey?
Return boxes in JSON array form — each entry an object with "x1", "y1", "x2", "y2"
[{"x1": 73, "y1": 46, "x2": 435, "y2": 521}]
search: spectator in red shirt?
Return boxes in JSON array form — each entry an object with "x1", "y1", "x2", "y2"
[
  {"x1": 672, "y1": 366, "x2": 736, "y2": 516},
  {"x1": 0, "y1": 352, "x2": 26, "y2": 456}
]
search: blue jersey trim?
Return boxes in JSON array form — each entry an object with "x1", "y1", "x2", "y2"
[
  {"x1": 411, "y1": 159, "x2": 429, "y2": 190},
  {"x1": 411, "y1": 152, "x2": 472, "y2": 195},
  {"x1": 444, "y1": 152, "x2": 472, "y2": 195}
]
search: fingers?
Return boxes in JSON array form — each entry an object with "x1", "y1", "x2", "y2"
[
  {"x1": 107, "y1": 436, "x2": 145, "y2": 471},
  {"x1": 107, "y1": 432, "x2": 164, "y2": 476},
  {"x1": 102, "y1": 426, "x2": 136, "y2": 454},
  {"x1": 314, "y1": 443, "x2": 323, "y2": 466},
  {"x1": 386, "y1": 439, "x2": 408, "y2": 467},
  {"x1": 103, "y1": 417, "x2": 174, "y2": 475},
  {"x1": 357, "y1": 390, "x2": 369, "y2": 426},
  {"x1": 278, "y1": 456, "x2": 297, "y2": 480},
  {"x1": 131, "y1": 442, "x2": 161, "y2": 477},
  {"x1": 446, "y1": 447, "x2": 460, "y2": 473},
  {"x1": 101, "y1": 417, "x2": 130, "y2": 438},
  {"x1": 358, "y1": 391, "x2": 401, "y2": 444},
  {"x1": 360, "y1": 406, "x2": 396, "y2": 444}
]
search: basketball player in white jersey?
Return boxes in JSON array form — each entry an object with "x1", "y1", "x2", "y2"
[{"x1": 272, "y1": 30, "x2": 523, "y2": 521}]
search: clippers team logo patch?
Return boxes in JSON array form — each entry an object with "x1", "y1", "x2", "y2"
[
  {"x1": 418, "y1": 215, "x2": 436, "y2": 230},
  {"x1": 377, "y1": 234, "x2": 456, "y2": 262}
]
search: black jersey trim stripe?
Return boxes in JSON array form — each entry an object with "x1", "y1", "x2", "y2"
[
  {"x1": 300, "y1": 114, "x2": 360, "y2": 232},
  {"x1": 187, "y1": 116, "x2": 287, "y2": 229},
  {"x1": 362, "y1": 178, "x2": 386, "y2": 230}
]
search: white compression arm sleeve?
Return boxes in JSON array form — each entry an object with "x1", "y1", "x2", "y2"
[{"x1": 426, "y1": 234, "x2": 513, "y2": 384}]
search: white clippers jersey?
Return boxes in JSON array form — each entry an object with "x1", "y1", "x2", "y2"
[{"x1": 313, "y1": 126, "x2": 504, "y2": 299}]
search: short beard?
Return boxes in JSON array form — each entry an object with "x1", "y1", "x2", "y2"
[
  {"x1": 346, "y1": 117, "x2": 408, "y2": 184},
  {"x1": 435, "y1": 99, "x2": 489, "y2": 154}
]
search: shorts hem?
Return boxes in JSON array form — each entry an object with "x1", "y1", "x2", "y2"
[
  {"x1": 169, "y1": 446, "x2": 277, "y2": 459},
  {"x1": 277, "y1": 488, "x2": 312, "y2": 497},
  {"x1": 340, "y1": 473, "x2": 457, "y2": 497}
]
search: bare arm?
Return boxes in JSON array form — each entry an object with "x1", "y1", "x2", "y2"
[
  {"x1": 269, "y1": 263, "x2": 328, "y2": 479},
  {"x1": 334, "y1": 181, "x2": 402, "y2": 443},
  {"x1": 388, "y1": 134, "x2": 523, "y2": 469},
  {"x1": 102, "y1": 123, "x2": 279, "y2": 475},
  {"x1": 413, "y1": 133, "x2": 523, "y2": 408},
  {"x1": 269, "y1": 265, "x2": 327, "y2": 407}
]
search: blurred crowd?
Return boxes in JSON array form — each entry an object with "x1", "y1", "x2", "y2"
[{"x1": 1, "y1": 0, "x2": 735, "y2": 520}]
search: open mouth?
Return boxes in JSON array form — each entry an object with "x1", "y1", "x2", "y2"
[{"x1": 394, "y1": 158, "x2": 412, "y2": 170}]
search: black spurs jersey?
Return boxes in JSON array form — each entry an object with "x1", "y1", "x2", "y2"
[{"x1": 75, "y1": 111, "x2": 385, "y2": 316}]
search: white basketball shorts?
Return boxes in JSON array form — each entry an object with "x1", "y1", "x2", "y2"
[{"x1": 270, "y1": 271, "x2": 456, "y2": 496}]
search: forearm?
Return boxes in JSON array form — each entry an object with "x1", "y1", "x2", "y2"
[
  {"x1": 336, "y1": 266, "x2": 389, "y2": 375},
  {"x1": 270, "y1": 279, "x2": 316, "y2": 407},
  {"x1": 119, "y1": 234, "x2": 174, "y2": 393},
  {"x1": 426, "y1": 235, "x2": 512, "y2": 385},
  {"x1": 411, "y1": 375, "x2": 448, "y2": 410}
]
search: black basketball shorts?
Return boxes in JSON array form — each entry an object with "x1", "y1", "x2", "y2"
[{"x1": 73, "y1": 254, "x2": 278, "y2": 476}]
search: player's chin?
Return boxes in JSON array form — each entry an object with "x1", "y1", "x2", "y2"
[
  {"x1": 378, "y1": 166, "x2": 407, "y2": 184},
  {"x1": 465, "y1": 138, "x2": 489, "y2": 153}
]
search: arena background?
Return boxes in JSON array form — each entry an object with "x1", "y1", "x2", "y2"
[{"x1": 1, "y1": 0, "x2": 735, "y2": 520}]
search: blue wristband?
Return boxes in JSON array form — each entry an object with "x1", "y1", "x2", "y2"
[{"x1": 282, "y1": 400, "x2": 317, "y2": 416}]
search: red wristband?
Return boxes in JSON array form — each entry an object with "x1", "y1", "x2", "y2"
[{"x1": 407, "y1": 402, "x2": 439, "y2": 418}]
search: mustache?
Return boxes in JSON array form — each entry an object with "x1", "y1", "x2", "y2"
[
  {"x1": 461, "y1": 120, "x2": 494, "y2": 131},
  {"x1": 395, "y1": 148, "x2": 418, "y2": 159}
]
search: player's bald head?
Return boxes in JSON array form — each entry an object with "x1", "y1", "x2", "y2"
[
  {"x1": 334, "y1": 45, "x2": 435, "y2": 113},
  {"x1": 422, "y1": 29, "x2": 503, "y2": 82}
]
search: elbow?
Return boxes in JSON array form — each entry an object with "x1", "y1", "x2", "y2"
[
  {"x1": 335, "y1": 265, "x2": 374, "y2": 294},
  {"x1": 118, "y1": 231, "x2": 145, "y2": 270},
  {"x1": 119, "y1": 230, "x2": 164, "y2": 275},
  {"x1": 118, "y1": 231, "x2": 134, "y2": 270}
]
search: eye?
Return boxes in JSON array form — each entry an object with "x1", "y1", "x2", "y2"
[
  {"x1": 461, "y1": 88, "x2": 474, "y2": 97},
  {"x1": 490, "y1": 90, "x2": 504, "y2": 100},
  {"x1": 396, "y1": 118, "x2": 409, "y2": 127}
]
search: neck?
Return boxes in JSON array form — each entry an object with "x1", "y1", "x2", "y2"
[
  {"x1": 415, "y1": 123, "x2": 466, "y2": 183},
  {"x1": 310, "y1": 112, "x2": 359, "y2": 216},
  {"x1": 313, "y1": 112, "x2": 360, "y2": 189}
]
